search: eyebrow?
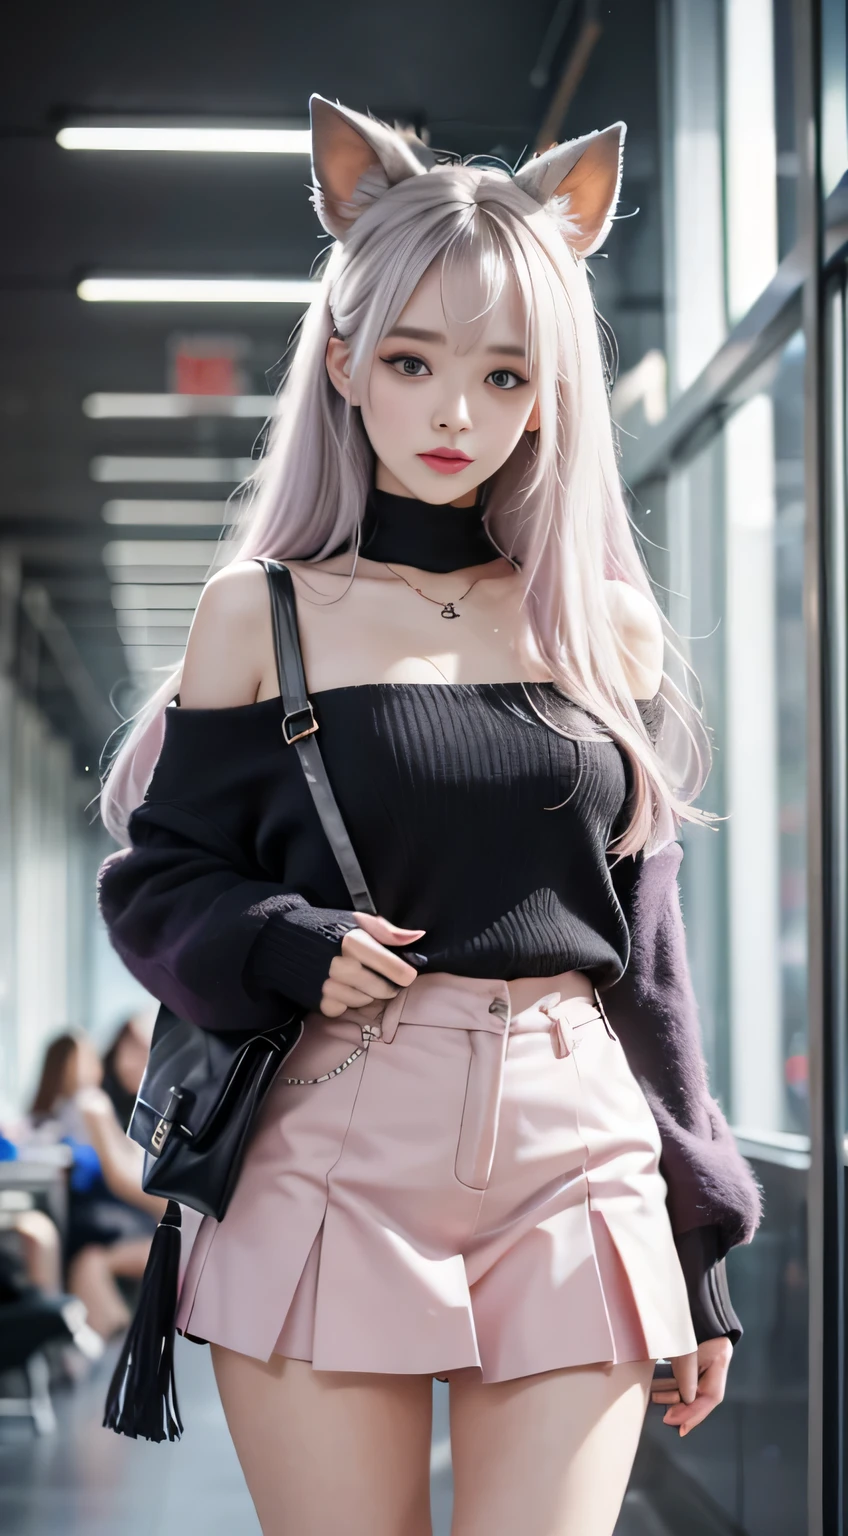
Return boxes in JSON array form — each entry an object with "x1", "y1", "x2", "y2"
[{"x1": 383, "y1": 326, "x2": 528, "y2": 359}]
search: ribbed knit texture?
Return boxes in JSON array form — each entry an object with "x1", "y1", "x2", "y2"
[
  {"x1": 247, "y1": 905, "x2": 361, "y2": 1011},
  {"x1": 674, "y1": 1225, "x2": 742, "y2": 1344},
  {"x1": 246, "y1": 681, "x2": 634, "y2": 995}
]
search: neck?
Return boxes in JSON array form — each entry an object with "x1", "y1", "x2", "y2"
[{"x1": 356, "y1": 486, "x2": 502, "y2": 574}]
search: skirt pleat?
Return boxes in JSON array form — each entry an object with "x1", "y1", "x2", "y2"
[{"x1": 174, "y1": 971, "x2": 698, "y2": 1381}]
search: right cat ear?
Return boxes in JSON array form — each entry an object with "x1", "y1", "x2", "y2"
[
  {"x1": 309, "y1": 95, "x2": 435, "y2": 242},
  {"x1": 513, "y1": 122, "x2": 627, "y2": 258}
]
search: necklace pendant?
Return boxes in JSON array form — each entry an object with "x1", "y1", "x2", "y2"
[{"x1": 440, "y1": 603, "x2": 461, "y2": 619}]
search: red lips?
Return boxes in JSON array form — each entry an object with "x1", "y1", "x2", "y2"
[{"x1": 417, "y1": 448, "x2": 475, "y2": 475}]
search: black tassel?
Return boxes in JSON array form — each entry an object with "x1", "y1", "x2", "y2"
[{"x1": 103, "y1": 1199, "x2": 184, "y2": 1443}]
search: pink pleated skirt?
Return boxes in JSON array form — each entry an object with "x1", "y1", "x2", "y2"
[{"x1": 175, "y1": 969, "x2": 698, "y2": 1383}]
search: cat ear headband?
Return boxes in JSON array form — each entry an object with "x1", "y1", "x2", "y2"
[{"x1": 309, "y1": 92, "x2": 626, "y2": 259}]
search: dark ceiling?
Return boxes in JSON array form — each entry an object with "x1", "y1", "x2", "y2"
[{"x1": 1, "y1": 0, "x2": 662, "y2": 765}]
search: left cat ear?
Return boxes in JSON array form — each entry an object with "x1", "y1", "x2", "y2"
[
  {"x1": 309, "y1": 94, "x2": 435, "y2": 241},
  {"x1": 514, "y1": 122, "x2": 626, "y2": 257}
]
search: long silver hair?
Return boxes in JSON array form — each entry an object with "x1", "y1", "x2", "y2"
[{"x1": 99, "y1": 96, "x2": 712, "y2": 854}]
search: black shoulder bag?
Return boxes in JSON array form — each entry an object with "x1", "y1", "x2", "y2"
[{"x1": 104, "y1": 557, "x2": 376, "y2": 1443}]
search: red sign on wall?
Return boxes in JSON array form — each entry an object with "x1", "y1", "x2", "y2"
[{"x1": 169, "y1": 334, "x2": 250, "y2": 395}]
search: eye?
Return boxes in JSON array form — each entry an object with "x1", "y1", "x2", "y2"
[
  {"x1": 382, "y1": 354, "x2": 431, "y2": 378},
  {"x1": 487, "y1": 368, "x2": 527, "y2": 391}
]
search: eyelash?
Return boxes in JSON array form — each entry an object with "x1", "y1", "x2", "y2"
[{"x1": 381, "y1": 354, "x2": 529, "y2": 390}]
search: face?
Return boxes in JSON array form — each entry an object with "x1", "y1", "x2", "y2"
[
  {"x1": 326, "y1": 257, "x2": 540, "y2": 508},
  {"x1": 112, "y1": 1028, "x2": 149, "y2": 1096}
]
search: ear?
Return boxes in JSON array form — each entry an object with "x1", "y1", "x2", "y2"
[
  {"x1": 325, "y1": 335, "x2": 360, "y2": 406},
  {"x1": 309, "y1": 94, "x2": 435, "y2": 241},
  {"x1": 524, "y1": 395, "x2": 540, "y2": 434},
  {"x1": 514, "y1": 122, "x2": 626, "y2": 258}
]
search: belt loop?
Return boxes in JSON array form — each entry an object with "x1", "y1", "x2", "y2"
[
  {"x1": 593, "y1": 985, "x2": 618, "y2": 1042},
  {"x1": 487, "y1": 994, "x2": 510, "y2": 1025},
  {"x1": 550, "y1": 1015, "x2": 574, "y2": 1058}
]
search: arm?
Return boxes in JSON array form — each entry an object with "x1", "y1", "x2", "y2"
[
  {"x1": 98, "y1": 807, "x2": 359, "y2": 1030},
  {"x1": 97, "y1": 563, "x2": 361, "y2": 1031},
  {"x1": 606, "y1": 835, "x2": 762, "y2": 1345},
  {"x1": 604, "y1": 585, "x2": 761, "y2": 1345},
  {"x1": 673, "y1": 1224, "x2": 743, "y2": 1346},
  {"x1": 76, "y1": 1087, "x2": 167, "y2": 1218}
]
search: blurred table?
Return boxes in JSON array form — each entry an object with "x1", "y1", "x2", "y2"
[{"x1": 0, "y1": 1148, "x2": 73, "y2": 1237}]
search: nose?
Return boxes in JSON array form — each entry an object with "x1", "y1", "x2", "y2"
[{"x1": 432, "y1": 389, "x2": 472, "y2": 436}]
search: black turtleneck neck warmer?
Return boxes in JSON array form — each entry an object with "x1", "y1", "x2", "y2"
[{"x1": 355, "y1": 486, "x2": 502, "y2": 574}]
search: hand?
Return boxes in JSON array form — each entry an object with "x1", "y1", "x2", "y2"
[
  {"x1": 319, "y1": 914, "x2": 426, "y2": 1018},
  {"x1": 651, "y1": 1336, "x2": 733, "y2": 1436},
  {"x1": 74, "y1": 1085, "x2": 117, "y2": 1127}
]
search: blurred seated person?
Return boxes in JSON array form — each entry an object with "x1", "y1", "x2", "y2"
[
  {"x1": 0, "y1": 1229, "x2": 106, "y2": 1380},
  {"x1": 3, "y1": 1206, "x2": 62, "y2": 1296},
  {"x1": 100, "y1": 1011, "x2": 155, "y2": 1132},
  {"x1": 23, "y1": 1030, "x2": 158, "y2": 1340},
  {"x1": 0, "y1": 1132, "x2": 104, "y2": 1371},
  {"x1": 75, "y1": 1085, "x2": 165, "y2": 1220}
]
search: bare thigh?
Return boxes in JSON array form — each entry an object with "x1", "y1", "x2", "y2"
[
  {"x1": 449, "y1": 1359, "x2": 656, "y2": 1536},
  {"x1": 211, "y1": 1346, "x2": 435, "y2": 1536}
]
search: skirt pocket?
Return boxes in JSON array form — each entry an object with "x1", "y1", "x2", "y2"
[{"x1": 454, "y1": 1030, "x2": 511, "y2": 1191}]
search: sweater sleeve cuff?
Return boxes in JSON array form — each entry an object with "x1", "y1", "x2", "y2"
[
  {"x1": 245, "y1": 905, "x2": 360, "y2": 1013},
  {"x1": 674, "y1": 1225, "x2": 743, "y2": 1347}
]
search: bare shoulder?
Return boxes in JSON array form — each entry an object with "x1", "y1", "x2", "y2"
[
  {"x1": 604, "y1": 579, "x2": 664, "y2": 700},
  {"x1": 180, "y1": 560, "x2": 272, "y2": 708}
]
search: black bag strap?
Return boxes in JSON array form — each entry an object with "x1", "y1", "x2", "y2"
[{"x1": 256, "y1": 557, "x2": 377, "y2": 917}]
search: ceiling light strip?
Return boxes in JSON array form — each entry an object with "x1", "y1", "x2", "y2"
[
  {"x1": 57, "y1": 126, "x2": 312, "y2": 154},
  {"x1": 78, "y1": 278, "x2": 317, "y2": 304},
  {"x1": 102, "y1": 500, "x2": 232, "y2": 525},
  {"x1": 103, "y1": 540, "x2": 224, "y2": 564},
  {"x1": 91, "y1": 457, "x2": 255, "y2": 483},
  {"x1": 84, "y1": 393, "x2": 278, "y2": 419},
  {"x1": 111, "y1": 585, "x2": 204, "y2": 609}
]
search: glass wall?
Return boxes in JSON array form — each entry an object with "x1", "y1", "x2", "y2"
[
  {"x1": 658, "y1": 0, "x2": 798, "y2": 401},
  {"x1": 643, "y1": 341, "x2": 809, "y2": 1535},
  {"x1": 0, "y1": 677, "x2": 96, "y2": 1116},
  {"x1": 622, "y1": 2, "x2": 842, "y2": 1530},
  {"x1": 666, "y1": 335, "x2": 808, "y2": 1138}
]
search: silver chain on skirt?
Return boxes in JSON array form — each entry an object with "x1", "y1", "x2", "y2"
[{"x1": 277, "y1": 1021, "x2": 383, "y2": 1086}]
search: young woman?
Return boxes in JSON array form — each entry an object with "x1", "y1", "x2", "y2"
[{"x1": 97, "y1": 97, "x2": 763, "y2": 1536}]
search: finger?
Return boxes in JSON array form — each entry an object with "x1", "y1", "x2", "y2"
[
  {"x1": 651, "y1": 1361, "x2": 678, "y2": 1389},
  {"x1": 322, "y1": 977, "x2": 380, "y2": 1007},
  {"x1": 328, "y1": 954, "x2": 401, "y2": 999},
  {"x1": 670, "y1": 1351, "x2": 700, "y2": 1406},
  {"x1": 319, "y1": 981, "x2": 377, "y2": 1017},
  {"x1": 319, "y1": 992, "x2": 368, "y2": 1017},
  {"x1": 352, "y1": 912, "x2": 427, "y2": 945},
  {"x1": 662, "y1": 1360, "x2": 726, "y2": 1433},
  {"x1": 341, "y1": 928, "x2": 420, "y2": 986},
  {"x1": 664, "y1": 1390, "x2": 721, "y2": 1436}
]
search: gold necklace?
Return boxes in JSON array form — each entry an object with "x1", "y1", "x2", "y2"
[{"x1": 383, "y1": 562, "x2": 486, "y2": 620}]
